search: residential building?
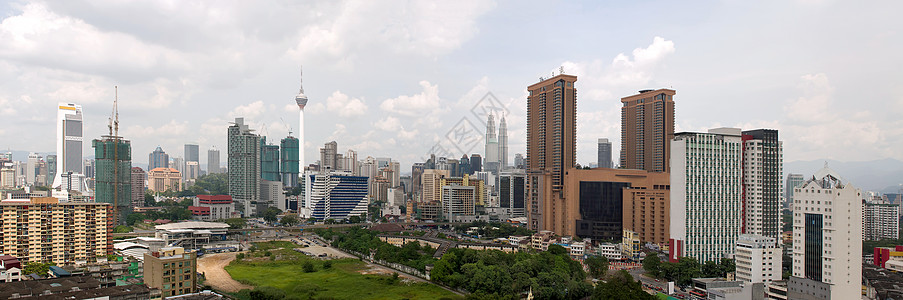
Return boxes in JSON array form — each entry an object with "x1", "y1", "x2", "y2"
[
  {"x1": 863, "y1": 200, "x2": 900, "y2": 241},
  {"x1": 52, "y1": 103, "x2": 85, "y2": 189},
  {"x1": 526, "y1": 74, "x2": 577, "y2": 232},
  {"x1": 619, "y1": 89, "x2": 675, "y2": 173},
  {"x1": 190, "y1": 195, "x2": 234, "y2": 221},
  {"x1": 741, "y1": 129, "x2": 783, "y2": 241},
  {"x1": 148, "y1": 146, "x2": 169, "y2": 170},
  {"x1": 281, "y1": 136, "x2": 300, "y2": 188},
  {"x1": 93, "y1": 136, "x2": 132, "y2": 224},
  {"x1": 148, "y1": 167, "x2": 182, "y2": 192},
  {"x1": 440, "y1": 174, "x2": 486, "y2": 206},
  {"x1": 228, "y1": 117, "x2": 261, "y2": 216},
  {"x1": 259, "y1": 179, "x2": 284, "y2": 213},
  {"x1": 207, "y1": 147, "x2": 220, "y2": 174},
  {"x1": 785, "y1": 173, "x2": 805, "y2": 209},
  {"x1": 789, "y1": 166, "x2": 861, "y2": 300},
  {"x1": 130, "y1": 167, "x2": 146, "y2": 209},
  {"x1": 303, "y1": 172, "x2": 368, "y2": 221},
  {"x1": 442, "y1": 185, "x2": 476, "y2": 221},
  {"x1": 0, "y1": 197, "x2": 111, "y2": 265},
  {"x1": 143, "y1": 247, "x2": 197, "y2": 298},
  {"x1": 622, "y1": 229, "x2": 641, "y2": 260},
  {"x1": 421, "y1": 169, "x2": 449, "y2": 204},
  {"x1": 670, "y1": 128, "x2": 742, "y2": 263},
  {"x1": 735, "y1": 234, "x2": 781, "y2": 284},
  {"x1": 0, "y1": 276, "x2": 157, "y2": 299},
  {"x1": 597, "y1": 138, "x2": 612, "y2": 169},
  {"x1": 319, "y1": 141, "x2": 339, "y2": 172},
  {"x1": 0, "y1": 255, "x2": 21, "y2": 282}
]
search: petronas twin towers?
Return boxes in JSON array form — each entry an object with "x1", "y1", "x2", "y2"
[{"x1": 484, "y1": 113, "x2": 507, "y2": 173}]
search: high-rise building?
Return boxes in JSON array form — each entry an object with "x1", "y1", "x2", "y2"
[
  {"x1": 785, "y1": 173, "x2": 805, "y2": 209},
  {"x1": 526, "y1": 74, "x2": 577, "y2": 231},
  {"x1": 863, "y1": 200, "x2": 900, "y2": 241},
  {"x1": 320, "y1": 141, "x2": 339, "y2": 172},
  {"x1": 130, "y1": 167, "x2": 146, "y2": 209},
  {"x1": 148, "y1": 146, "x2": 169, "y2": 170},
  {"x1": 597, "y1": 138, "x2": 612, "y2": 169},
  {"x1": 619, "y1": 89, "x2": 675, "y2": 173},
  {"x1": 303, "y1": 172, "x2": 368, "y2": 221},
  {"x1": 280, "y1": 136, "x2": 299, "y2": 188},
  {"x1": 228, "y1": 117, "x2": 261, "y2": 216},
  {"x1": 440, "y1": 174, "x2": 486, "y2": 206},
  {"x1": 670, "y1": 128, "x2": 742, "y2": 263},
  {"x1": 789, "y1": 166, "x2": 861, "y2": 300},
  {"x1": 735, "y1": 234, "x2": 781, "y2": 284},
  {"x1": 52, "y1": 103, "x2": 84, "y2": 189},
  {"x1": 484, "y1": 113, "x2": 499, "y2": 173},
  {"x1": 0, "y1": 197, "x2": 111, "y2": 265},
  {"x1": 294, "y1": 67, "x2": 309, "y2": 175},
  {"x1": 46, "y1": 154, "x2": 56, "y2": 184},
  {"x1": 148, "y1": 168, "x2": 182, "y2": 192},
  {"x1": 26, "y1": 153, "x2": 37, "y2": 185},
  {"x1": 93, "y1": 136, "x2": 132, "y2": 224},
  {"x1": 342, "y1": 149, "x2": 358, "y2": 175},
  {"x1": 183, "y1": 143, "x2": 200, "y2": 182},
  {"x1": 171, "y1": 157, "x2": 183, "y2": 174},
  {"x1": 499, "y1": 115, "x2": 508, "y2": 170},
  {"x1": 259, "y1": 179, "x2": 284, "y2": 213},
  {"x1": 470, "y1": 154, "x2": 482, "y2": 174},
  {"x1": 421, "y1": 169, "x2": 449, "y2": 204},
  {"x1": 143, "y1": 247, "x2": 197, "y2": 298},
  {"x1": 741, "y1": 129, "x2": 782, "y2": 240},
  {"x1": 207, "y1": 147, "x2": 221, "y2": 174},
  {"x1": 514, "y1": 153, "x2": 525, "y2": 169},
  {"x1": 260, "y1": 138, "x2": 281, "y2": 182},
  {"x1": 442, "y1": 185, "x2": 476, "y2": 220},
  {"x1": 498, "y1": 170, "x2": 526, "y2": 217}
]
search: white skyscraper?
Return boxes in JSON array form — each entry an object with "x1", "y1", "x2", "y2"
[
  {"x1": 26, "y1": 152, "x2": 38, "y2": 185},
  {"x1": 484, "y1": 113, "x2": 499, "y2": 173},
  {"x1": 295, "y1": 67, "x2": 309, "y2": 173},
  {"x1": 499, "y1": 115, "x2": 508, "y2": 170},
  {"x1": 669, "y1": 128, "x2": 742, "y2": 263},
  {"x1": 52, "y1": 103, "x2": 84, "y2": 189},
  {"x1": 789, "y1": 166, "x2": 861, "y2": 300}
]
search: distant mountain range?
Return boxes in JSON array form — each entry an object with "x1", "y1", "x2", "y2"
[{"x1": 785, "y1": 158, "x2": 903, "y2": 193}]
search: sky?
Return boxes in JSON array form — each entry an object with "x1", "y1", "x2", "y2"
[{"x1": 1, "y1": 0, "x2": 901, "y2": 173}]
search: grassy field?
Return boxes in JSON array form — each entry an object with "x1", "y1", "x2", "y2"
[{"x1": 225, "y1": 243, "x2": 462, "y2": 300}]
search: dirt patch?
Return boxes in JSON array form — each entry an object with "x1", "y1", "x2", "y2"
[
  {"x1": 197, "y1": 252, "x2": 253, "y2": 293},
  {"x1": 358, "y1": 263, "x2": 424, "y2": 283}
]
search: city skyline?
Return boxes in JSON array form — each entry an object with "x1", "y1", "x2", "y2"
[{"x1": 0, "y1": 1, "x2": 899, "y2": 172}]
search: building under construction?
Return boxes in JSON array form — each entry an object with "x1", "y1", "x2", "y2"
[{"x1": 93, "y1": 87, "x2": 132, "y2": 225}]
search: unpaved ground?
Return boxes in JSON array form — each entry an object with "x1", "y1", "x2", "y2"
[
  {"x1": 358, "y1": 263, "x2": 425, "y2": 283},
  {"x1": 293, "y1": 237, "x2": 355, "y2": 259},
  {"x1": 197, "y1": 252, "x2": 253, "y2": 293}
]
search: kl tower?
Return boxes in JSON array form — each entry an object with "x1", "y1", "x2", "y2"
[{"x1": 295, "y1": 67, "x2": 309, "y2": 172}]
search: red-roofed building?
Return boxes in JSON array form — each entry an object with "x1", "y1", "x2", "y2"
[{"x1": 192, "y1": 195, "x2": 234, "y2": 221}]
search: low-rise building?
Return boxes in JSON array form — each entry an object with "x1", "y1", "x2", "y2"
[
  {"x1": 190, "y1": 195, "x2": 234, "y2": 221},
  {"x1": 144, "y1": 247, "x2": 197, "y2": 298},
  {"x1": 0, "y1": 255, "x2": 21, "y2": 282},
  {"x1": 596, "y1": 243, "x2": 623, "y2": 261},
  {"x1": 622, "y1": 229, "x2": 641, "y2": 261},
  {"x1": 154, "y1": 221, "x2": 229, "y2": 250},
  {"x1": 148, "y1": 167, "x2": 182, "y2": 192},
  {"x1": 0, "y1": 275, "x2": 158, "y2": 299},
  {"x1": 531, "y1": 231, "x2": 554, "y2": 251},
  {"x1": 735, "y1": 234, "x2": 781, "y2": 284}
]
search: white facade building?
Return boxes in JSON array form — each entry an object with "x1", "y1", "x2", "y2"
[
  {"x1": 52, "y1": 103, "x2": 84, "y2": 190},
  {"x1": 669, "y1": 128, "x2": 742, "y2": 263},
  {"x1": 735, "y1": 234, "x2": 781, "y2": 284},
  {"x1": 741, "y1": 129, "x2": 783, "y2": 240},
  {"x1": 790, "y1": 166, "x2": 861, "y2": 300},
  {"x1": 862, "y1": 201, "x2": 900, "y2": 241}
]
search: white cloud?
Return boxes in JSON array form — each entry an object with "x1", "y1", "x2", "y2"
[
  {"x1": 228, "y1": 101, "x2": 266, "y2": 120},
  {"x1": 380, "y1": 81, "x2": 442, "y2": 116},
  {"x1": 324, "y1": 91, "x2": 367, "y2": 117}
]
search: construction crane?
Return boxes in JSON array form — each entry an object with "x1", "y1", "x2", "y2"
[{"x1": 280, "y1": 117, "x2": 293, "y2": 136}]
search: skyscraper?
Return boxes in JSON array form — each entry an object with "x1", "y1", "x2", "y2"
[
  {"x1": 228, "y1": 117, "x2": 261, "y2": 216},
  {"x1": 484, "y1": 113, "x2": 499, "y2": 173},
  {"x1": 597, "y1": 138, "x2": 612, "y2": 169},
  {"x1": 52, "y1": 103, "x2": 84, "y2": 189},
  {"x1": 46, "y1": 154, "x2": 56, "y2": 184},
  {"x1": 148, "y1": 146, "x2": 169, "y2": 170},
  {"x1": 131, "y1": 167, "x2": 146, "y2": 209},
  {"x1": 499, "y1": 115, "x2": 508, "y2": 170},
  {"x1": 207, "y1": 147, "x2": 221, "y2": 174},
  {"x1": 319, "y1": 141, "x2": 338, "y2": 171},
  {"x1": 184, "y1": 143, "x2": 200, "y2": 181},
  {"x1": 789, "y1": 166, "x2": 861, "y2": 300},
  {"x1": 741, "y1": 129, "x2": 782, "y2": 240},
  {"x1": 26, "y1": 153, "x2": 37, "y2": 185},
  {"x1": 620, "y1": 89, "x2": 675, "y2": 173},
  {"x1": 184, "y1": 144, "x2": 199, "y2": 164},
  {"x1": 670, "y1": 128, "x2": 742, "y2": 263},
  {"x1": 93, "y1": 136, "x2": 131, "y2": 224},
  {"x1": 469, "y1": 154, "x2": 482, "y2": 174},
  {"x1": 260, "y1": 138, "x2": 281, "y2": 182},
  {"x1": 785, "y1": 173, "x2": 805, "y2": 209},
  {"x1": 294, "y1": 67, "x2": 309, "y2": 174},
  {"x1": 280, "y1": 136, "x2": 299, "y2": 188},
  {"x1": 526, "y1": 73, "x2": 577, "y2": 231}
]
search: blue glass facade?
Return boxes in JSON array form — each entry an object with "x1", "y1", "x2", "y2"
[{"x1": 310, "y1": 174, "x2": 368, "y2": 221}]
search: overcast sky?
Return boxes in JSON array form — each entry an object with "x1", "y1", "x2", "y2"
[{"x1": 1, "y1": 0, "x2": 900, "y2": 171}]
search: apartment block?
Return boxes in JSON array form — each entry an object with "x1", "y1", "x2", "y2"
[
  {"x1": 735, "y1": 234, "x2": 781, "y2": 284},
  {"x1": 143, "y1": 247, "x2": 197, "y2": 298},
  {"x1": 0, "y1": 197, "x2": 111, "y2": 265}
]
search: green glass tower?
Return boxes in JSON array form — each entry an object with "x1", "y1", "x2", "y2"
[
  {"x1": 260, "y1": 137, "x2": 281, "y2": 182},
  {"x1": 93, "y1": 137, "x2": 132, "y2": 224},
  {"x1": 280, "y1": 136, "x2": 299, "y2": 188}
]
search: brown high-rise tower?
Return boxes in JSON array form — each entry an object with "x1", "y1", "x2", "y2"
[
  {"x1": 526, "y1": 74, "x2": 577, "y2": 231},
  {"x1": 620, "y1": 89, "x2": 675, "y2": 173}
]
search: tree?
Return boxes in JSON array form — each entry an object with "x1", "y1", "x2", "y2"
[
  {"x1": 126, "y1": 213, "x2": 146, "y2": 226},
  {"x1": 642, "y1": 254, "x2": 662, "y2": 277},
  {"x1": 592, "y1": 270, "x2": 656, "y2": 300},
  {"x1": 348, "y1": 215, "x2": 362, "y2": 224},
  {"x1": 249, "y1": 286, "x2": 285, "y2": 300},
  {"x1": 323, "y1": 260, "x2": 332, "y2": 269},
  {"x1": 113, "y1": 225, "x2": 133, "y2": 233},
  {"x1": 144, "y1": 193, "x2": 155, "y2": 207},
  {"x1": 302, "y1": 260, "x2": 315, "y2": 273},
  {"x1": 262, "y1": 207, "x2": 281, "y2": 223},
  {"x1": 280, "y1": 215, "x2": 299, "y2": 227},
  {"x1": 547, "y1": 244, "x2": 568, "y2": 256},
  {"x1": 23, "y1": 262, "x2": 54, "y2": 275},
  {"x1": 224, "y1": 218, "x2": 247, "y2": 229},
  {"x1": 585, "y1": 256, "x2": 609, "y2": 278}
]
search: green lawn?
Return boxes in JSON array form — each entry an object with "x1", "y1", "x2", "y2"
[
  {"x1": 250, "y1": 240, "x2": 297, "y2": 251},
  {"x1": 226, "y1": 248, "x2": 461, "y2": 300}
]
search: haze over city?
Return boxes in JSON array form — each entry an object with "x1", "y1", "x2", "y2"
[{"x1": 1, "y1": 0, "x2": 900, "y2": 170}]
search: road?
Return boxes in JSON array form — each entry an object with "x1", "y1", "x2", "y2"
[
  {"x1": 627, "y1": 265, "x2": 691, "y2": 299},
  {"x1": 197, "y1": 252, "x2": 253, "y2": 293}
]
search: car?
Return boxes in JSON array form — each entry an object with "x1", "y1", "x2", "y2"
[{"x1": 655, "y1": 279, "x2": 660, "y2": 282}]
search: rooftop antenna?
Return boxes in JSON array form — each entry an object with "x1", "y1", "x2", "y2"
[{"x1": 559, "y1": 66, "x2": 564, "y2": 75}]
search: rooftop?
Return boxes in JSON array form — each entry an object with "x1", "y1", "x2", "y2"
[{"x1": 155, "y1": 221, "x2": 229, "y2": 230}]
